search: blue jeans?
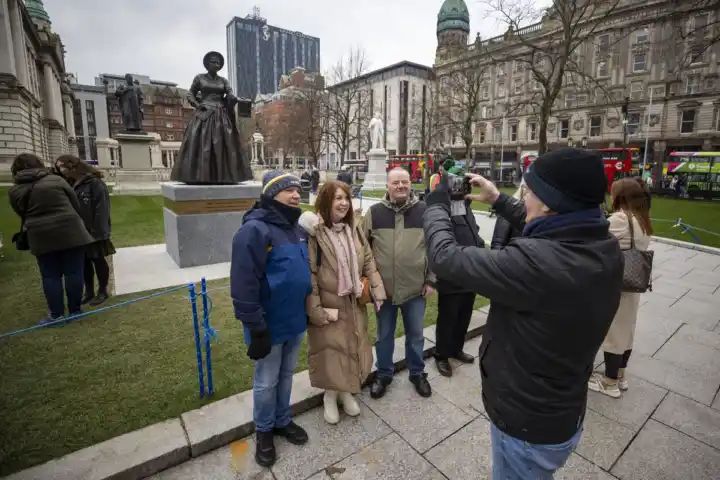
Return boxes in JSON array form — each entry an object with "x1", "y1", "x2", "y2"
[
  {"x1": 253, "y1": 333, "x2": 304, "y2": 432},
  {"x1": 491, "y1": 422, "x2": 582, "y2": 479},
  {"x1": 376, "y1": 295, "x2": 426, "y2": 378},
  {"x1": 36, "y1": 247, "x2": 86, "y2": 318}
]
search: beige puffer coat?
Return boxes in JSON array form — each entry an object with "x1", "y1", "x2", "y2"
[{"x1": 299, "y1": 212, "x2": 386, "y2": 393}]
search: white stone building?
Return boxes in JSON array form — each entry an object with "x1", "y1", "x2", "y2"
[{"x1": 69, "y1": 82, "x2": 109, "y2": 162}]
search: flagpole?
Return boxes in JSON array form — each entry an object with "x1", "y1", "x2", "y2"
[{"x1": 642, "y1": 87, "x2": 653, "y2": 175}]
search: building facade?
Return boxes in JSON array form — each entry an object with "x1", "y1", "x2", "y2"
[
  {"x1": 434, "y1": 0, "x2": 720, "y2": 177},
  {"x1": 324, "y1": 61, "x2": 435, "y2": 169},
  {"x1": 226, "y1": 11, "x2": 320, "y2": 101},
  {"x1": 69, "y1": 83, "x2": 109, "y2": 161},
  {"x1": 0, "y1": 0, "x2": 76, "y2": 167}
]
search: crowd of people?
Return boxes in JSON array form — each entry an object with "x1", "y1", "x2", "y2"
[{"x1": 230, "y1": 147, "x2": 653, "y2": 479}]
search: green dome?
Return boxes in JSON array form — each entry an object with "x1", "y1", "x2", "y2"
[
  {"x1": 437, "y1": 0, "x2": 470, "y2": 35},
  {"x1": 25, "y1": 0, "x2": 51, "y2": 24}
]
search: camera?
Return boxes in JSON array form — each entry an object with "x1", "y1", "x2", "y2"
[{"x1": 447, "y1": 173, "x2": 471, "y2": 200}]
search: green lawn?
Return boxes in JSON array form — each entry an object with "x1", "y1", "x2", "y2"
[{"x1": 0, "y1": 188, "x2": 487, "y2": 475}]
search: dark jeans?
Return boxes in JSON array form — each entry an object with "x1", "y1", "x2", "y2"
[
  {"x1": 84, "y1": 256, "x2": 110, "y2": 296},
  {"x1": 36, "y1": 247, "x2": 85, "y2": 318},
  {"x1": 604, "y1": 350, "x2": 632, "y2": 379},
  {"x1": 435, "y1": 292, "x2": 476, "y2": 359}
]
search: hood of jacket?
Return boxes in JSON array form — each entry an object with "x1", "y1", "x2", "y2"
[
  {"x1": 242, "y1": 197, "x2": 301, "y2": 229},
  {"x1": 380, "y1": 190, "x2": 419, "y2": 213},
  {"x1": 14, "y1": 168, "x2": 48, "y2": 184}
]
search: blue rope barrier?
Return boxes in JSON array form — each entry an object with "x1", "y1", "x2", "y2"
[
  {"x1": 188, "y1": 283, "x2": 206, "y2": 398},
  {"x1": 201, "y1": 278, "x2": 214, "y2": 396}
]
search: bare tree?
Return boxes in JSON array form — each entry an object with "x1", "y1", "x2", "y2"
[
  {"x1": 408, "y1": 82, "x2": 445, "y2": 156},
  {"x1": 291, "y1": 74, "x2": 327, "y2": 167},
  {"x1": 324, "y1": 47, "x2": 371, "y2": 166}
]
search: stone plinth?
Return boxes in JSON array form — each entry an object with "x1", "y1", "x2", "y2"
[
  {"x1": 362, "y1": 148, "x2": 388, "y2": 190},
  {"x1": 114, "y1": 170, "x2": 161, "y2": 195},
  {"x1": 162, "y1": 182, "x2": 262, "y2": 268},
  {"x1": 95, "y1": 137, "x2": 119, "y2": 168},
  {"x1": 116, "y1": 132, "x2": 158, "y2": 170}
]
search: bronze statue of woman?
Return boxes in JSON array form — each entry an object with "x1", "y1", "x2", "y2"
[{"x1": 171, "y1": 51, "x2": 252, "y2": 184}]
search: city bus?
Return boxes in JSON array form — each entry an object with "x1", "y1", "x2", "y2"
[{"x1": 665, "y1": 151, "x2": 720, "y2": 199}]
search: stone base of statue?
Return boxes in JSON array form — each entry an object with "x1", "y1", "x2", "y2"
[
  {"x1": 162, "y1": 181, "x2": 261, "y2": 268},
  {"x1": 113, "y1": 170, "x2": 161, "y2": 195},
  {"x1": 361, "y1": 148, "x2": 389, "y2": 191},
  {"x1": 116, "y1": 133, "x2": 156, "y2": 170}
]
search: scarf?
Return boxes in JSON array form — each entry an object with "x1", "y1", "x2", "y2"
[
  {"x1": 523, "y1": 208, "x2": 606, "y2": 237},
  {"x1": 324, "y1": 222, "x2": 362, "y2": 298}
]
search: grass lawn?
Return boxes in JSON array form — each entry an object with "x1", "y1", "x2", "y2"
[{"x1": 0, "y1": 188, "x2": 487, "y2": 475}]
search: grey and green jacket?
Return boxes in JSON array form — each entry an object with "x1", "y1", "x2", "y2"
[{"x1": 362, "y1": 192, "x2": 435, "y2": 305}]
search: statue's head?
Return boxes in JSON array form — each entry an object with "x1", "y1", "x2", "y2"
[
  {"x1": 203, "y1": 51, "x2": 224, "y2": 74},
  {"x1": 124, "y1": 74, "x2": 133, "y2": 85},
  {"x1": 374, "y1": 112, "x2": 381, "y2": 120}
]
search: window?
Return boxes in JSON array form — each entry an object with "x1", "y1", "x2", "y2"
[
  {"x1": 510, "y1": 124, "x2": 518, "y2": 141},
  {"x1": 596, "y1": 34, "x2": 610, "y2": 54},
  {"x1": 681, "y1": 110, "x2": 695, "y2": 133},
  {"x1": 487, "y1": 106, "x2": 494, "y2": 117},
  {"x1": 715, "y1": 109, "x2": 720, "y2": 131},
  {"x1": 514, "y1": 82, "x2": 522, "y2": 94},
  {"x1": 630, "y1": 81, "x2": 644, "y2": 100},
  {"x1": 686, "y1": 76, "x2": 700, "y2": 94},
  {"x1": 529, "y1": 122, "x2": 537, "y2": 141},
  {"x1": 165, "y1": 122, "x2": 174, "y2": 128},
  {"x1": 85, "y1": 100, "x2": 96, "y2": 137},
  {"x1": 635, "y1": 28, "x2": 649, "y2": 44},
  {"x1": 694, "y1": 14, "x2": 709, "y2": 36},
  {"x1": 479, "y1": 128, "x2": 486, "y2": 143},
  {"x1": 633, "y1": 53, "x2": 647, "y2": 72},
  {"x1": 497, "y1": 65, "x2": 505, "y2": 77},
  {"x1": 482, "y1": 85, "x2": 489, "y2": 100},
  {"x1": 513, "y1": 60, "x2": 522, "y2": 73},
  {"x1": 576, "y1": 94, "x2": 588, "y2": 105},
  {"x1": 497, "y1": 82, "x2": 506, "y2": 98},
  {"x1": 565, "y1": 94, "x2": 575, "y2": 108},
  {"x1": 597, "y1": 61, "x2": 609, "y2": 77},
  {"x1": 560, "y1": 119, "x2": 569, "y2": 138},
  {"x1": 651, "y1": 85, "x2": 666, "y2": 98},
  {"x1": 165, "y1": 108, "x2": 174, "y2": 115},
  {"x1": 533, "y1": 80, "x2": 541, "y2": 91},
  {"x1": 494, "y1": 124, "x2": 502, "y2": 142},
  {"x1": 167, "y1": 134, "x2": 175, "y2": 141},
  {"x1": 627, "y1": 113, "x2": 641, "y2": 135},
  {"x1": 590, "y1": 116, "x2": 602, "y2": 137},
  {"x1": 350, "y1": 152, "x2": 357, "y2": 160}
]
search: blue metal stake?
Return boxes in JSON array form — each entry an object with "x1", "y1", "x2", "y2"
[
  {"x1": 188, "y1": 283, "x2": 205, "y2": 398},
  {"x1": 201, "y1": 278, "x2": 214, "y2": 396}
]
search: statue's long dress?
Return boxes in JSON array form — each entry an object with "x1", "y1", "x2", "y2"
[{"x1": 171, "y1": 74, "x2": 252, "y2": 184}]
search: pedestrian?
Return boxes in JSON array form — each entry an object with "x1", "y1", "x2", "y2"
[
  {"x1": 336, "y1": 165, "x2": 353, "y2": 185},
  {"x1": 363, "y1": 167, "x2": 435, "y2": 399},
  {"x1": 589, "y1": 178, "x2": 652, "y2": 398},
  {"x1": 8, "y1": 153, "x2": 94, "y2": 325},
  {"x1": 310, "y1": 166, "x2": 320, "y2": 193},
  {"x1": 423, "y1": 148, "x2": 623, "y2": 479},
  {"x1": 490, "y1": 181, "x2": 526, "y2": 249},
  {"x1": 432, "y1": 166, "x2": 485, "y2": 377},
  {"x1": 54, "y1": 155, "x2": 115, "y2": 306},
  {"x1": 299, "y1": 180, "x2": 386, "y2": 424},
  {"x1": 230, "y1": 170, "x2": 311, "y2": 467}
]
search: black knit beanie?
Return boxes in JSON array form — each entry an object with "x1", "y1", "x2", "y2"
[{"x1": 523, "y1": 148, "x2": 606, "y2": 213}]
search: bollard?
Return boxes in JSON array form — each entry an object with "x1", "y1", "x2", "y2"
[
  {"x1": 201, "y1": 278, "x2": 214, "y2": 396},
  {"x1": 188, "y1": 283, "x2": 205, "y2": 398}
]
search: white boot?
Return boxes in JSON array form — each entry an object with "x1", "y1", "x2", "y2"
[
  {"x1": 323, "y1": 390, "x2": 340, "y2": 424},
  {"x1": 338, "y1": 392, "x2": 361, "y2": 417}
]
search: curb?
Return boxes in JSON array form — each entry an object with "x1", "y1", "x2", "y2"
[
  {"x1": 4, "y1": 311, "x2": 489, "y2": 480},
  {"x1": 651, "y1": 236, "x2": 720, "y2": 256}
]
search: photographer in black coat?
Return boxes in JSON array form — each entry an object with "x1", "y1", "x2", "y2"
[{"x1": 423, "y1": 148, "x2": 623, "y2": 478}]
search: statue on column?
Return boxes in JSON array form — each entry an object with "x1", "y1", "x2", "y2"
[
  {"x1": 368, "y1": 112, "x2": 384, "y2": 151},
  {"x1": 115, "y1": 74, "x2": 145, "y2": 132},
  {"x1": 171, "y1": 51, "x2": 252, "y2": 185}
]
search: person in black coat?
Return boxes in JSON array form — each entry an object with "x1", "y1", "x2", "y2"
[
  {"x1": 336, "y1": 166, "x2": 353, "y2": 185},
  {"x1": 55, "y1": 155, "x2": 115, "y2": 306},
  {"x1": 423, "y1": 148, "x2": 623, "y2": 478},
  {"x1": 490, "y1": 182, "x2": 526, "y2": 250}
]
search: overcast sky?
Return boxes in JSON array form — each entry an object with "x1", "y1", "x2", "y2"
[{"x1": 47, "y1": 0, "x2": 550, "y2": 89}]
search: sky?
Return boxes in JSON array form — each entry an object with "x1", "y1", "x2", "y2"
[{"x1": 46, "y1": 0, "x2": 550, "y2": 90}]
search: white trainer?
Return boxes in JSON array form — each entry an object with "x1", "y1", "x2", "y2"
[
  {"x1": 618, "y1": 377, "x2": 629, "y2": 391},
  {"x1": 588, "y1": 373, "x2": 621, "y2": 398},
  {"x1": 323, "y1": 390, "x2": 340, "y2": 424},
  {"x1": 338, "y1": 392, "x2": 361, "y2": 417}
]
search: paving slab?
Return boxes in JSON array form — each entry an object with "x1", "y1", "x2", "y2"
[
  {"x1": 429, "y1": 362, "x2": 486, "y2": 417},
  {"x1": 270, "y1": 404, "x2": 392, "y2": 480},
  {"x1": 556, "y1": 453, "x2": 618, "y2": 480},
  {"x1": 611, "y1": 419, "x2": 720, "y2": 480},
  {"x1": 667, "y1": 296, "x2": 720, "y2": 331},
  {"x1": 359, "y1": 375, "x2": 475, "y2": 453},
  {"x1": 575, "y1": 410, "x2": 634, "y2": 471},
  {"x1": 652, "y1": 392, "x2": 720, "y2": 450},
  {"x1": 587, "y1": 375, "x2": 667, "y2": 432},
  {"x1": 652, "y1": 261, "x2": 694, "y2": 279},
  {"x1": 4, "y1": 419, "x2": 189, "y2": 480},
  {"x1": 149, "y1": 439, "x2": 270, "y2": 480},
  {"x1": 683, "y1": 253, "x2": 720, "y2": 271},
  {"x1": 424, "y1": 416, "x2": 493, "y2": 480},
  {"x1": 306, "y1": 433, "x2": 445, "y2": 480},
  {"x1": 713, "y1": 391, "x2": 720, "y2": 411},
  {"x1": 653, "y1": 330, "x2": 720, "y2": 371},
  {"x1": 680, "y1": 269, "x2": 720, "y2": 288}
]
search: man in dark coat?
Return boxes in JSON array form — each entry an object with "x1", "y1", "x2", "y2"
[
  {"x1": 423, "y1": 148, "x2": 623, "y2": 478},
  {"x1": 336, "y1": 166, "x2": 353, "y2": 185}
]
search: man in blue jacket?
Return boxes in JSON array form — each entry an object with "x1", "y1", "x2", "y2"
[{"x1": 231, "y1": 170, "x2": 312, "y2": 467}]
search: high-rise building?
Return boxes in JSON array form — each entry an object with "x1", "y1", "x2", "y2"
[{"x1": 226, "y1": 10, "x2": 320, "y2": 101}]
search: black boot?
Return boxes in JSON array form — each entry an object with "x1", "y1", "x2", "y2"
[
  {"x1": 410, "y1": 373, "x2": 432, "y2": 398},
  {"x1": 81, "y1": 291, "x2": 94, "y2": 305},
  {"x1": 435, "y1": 357, "x2": 453, "y2": 377},
  {"x1": 273, "y1": 421, "x2": 308, "y2": 445},
  {"x1": 89, "y1": 291, "x2": 109, "y2": 307},
  {"x1": 255, "y1": 430, "x2": 276, "y2": 467},
  {"x1": 453, "y1": 351, "x2": 475, "y2": 364},
  {"x1": 370, "y1": 375, "x2": 392, "y2": 399}
]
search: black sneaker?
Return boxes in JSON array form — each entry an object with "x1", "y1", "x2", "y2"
[
  {"x1": 410, "y1": 373, "x2": 432, "y2": 398},
  {"x1": 435, "y1": 357, "x2": 453, "y2": 377},
  {"x1": 81, "y1": 294, "x2": 94, "y2": 305},
  {"x1": 452, "y1": 351, "x2": 475, "y2": 364},
  {"x1": 255, "y1": 430, "x2": 276, "y2": 467},
  {"x1": 273, "y1": 421, "x2": 308, "y2": 445},
  {"x1": 89, "y1": 292, "x2": 109, "y2": 307},
  {"x1": 370, "y1": 375, "x2": 392, "y2": 399}
]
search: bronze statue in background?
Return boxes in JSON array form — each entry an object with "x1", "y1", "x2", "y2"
[
  {"x1": 115, "y1": 74, "x2": 145, "y2": 133},
  {"x1": 171, "y1": 51, "x2": 252, "y2": 185}
]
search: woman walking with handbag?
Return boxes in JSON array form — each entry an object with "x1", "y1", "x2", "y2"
[
  {"x1": 589, "y1": 178, "x2": 653, "y2": 398},
  {"x1": 299, "y1": 180, "x2": 386, "y2": 424}
]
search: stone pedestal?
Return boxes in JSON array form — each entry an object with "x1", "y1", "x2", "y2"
[
  {"x1": 114, "y1": 170, "x2": 161, "y2": 195},
  {"x1": 162, "y1": 181, "x2": 262, "y2": 268},
  {"x1": 116, "y1": 133, "x2": 157, "y2": 170},
  {"x1": 362, "y1": 148, "x2": 388, "y2": 190},
  {"x1": 96, "y1": 138, "x2": 119, "y2": 168}
]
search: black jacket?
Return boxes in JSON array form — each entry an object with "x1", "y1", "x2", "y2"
[
  {"x1": 436, "y1": 201, "x2": 485, "y2": 293},
  {"x1": 73, "y1": 175, "x2": 112, "y2": 241},
  {"x1": 424, "y1": 193, "x2": 623, "y2": 444},
  {"x1": 336, "y1": 170, "x2": 353, "y2": 185},
  {"x1": 491, "y1": 217, "x2": 523, "y2": 250}
]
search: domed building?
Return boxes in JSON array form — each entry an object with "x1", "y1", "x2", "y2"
[{"x1": 436, "y1": 0, "x2": 470, "y2": 58}]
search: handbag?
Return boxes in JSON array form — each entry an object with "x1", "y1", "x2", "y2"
[
  {"x1": 12, "y1": 182, "x2": 36, "y2": 251},
  {"x1": 621, "y1": 213, "x2": 654, "y2": 293}
]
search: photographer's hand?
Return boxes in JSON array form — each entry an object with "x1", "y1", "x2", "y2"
[{"x1": 465, "y1": 173, "x2": 500, "y2": 205}]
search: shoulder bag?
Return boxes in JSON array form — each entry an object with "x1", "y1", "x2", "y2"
[
  {"x1": 621, "y1": 213, "x2": 654, "y2": 293},
  {"x1": 12, "y1": 182, "x2": 37, "y2": 251}
]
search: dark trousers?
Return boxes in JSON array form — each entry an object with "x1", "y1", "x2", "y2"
[
  {"x1": 36, "y1": 247, "x2": 85, "y2": 318},
  {"x1": 604, "y1": 350, "x2": 632, "y2": 379},
  {"x1": 84, "y1": 256, "x2": 110, "y2": 296},
  {"x1": 435, "y1": 292, "x2": 476, "y2": 359}
]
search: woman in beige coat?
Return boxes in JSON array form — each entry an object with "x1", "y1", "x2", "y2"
[
  {"x1": 299, "y1": 180, "x2": 386, "y2": 424},
  {"x1": 589, "y1": 178, "x2": 652, "y2": 398}
]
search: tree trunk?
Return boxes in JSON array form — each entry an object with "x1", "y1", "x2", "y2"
[{"x1": 539, "y1": 105, "x2": 552, "y2": 155}]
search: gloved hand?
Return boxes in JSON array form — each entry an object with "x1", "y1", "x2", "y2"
[
  {"x1": 247, "y1": 328, "x2": 272, "y2": 360},
  {"x1": 425, "y1": 173, "x2": 451, "y2": 208}
]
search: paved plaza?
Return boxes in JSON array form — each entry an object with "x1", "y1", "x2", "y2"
[{"x1": 149, "y1": 241, "x2": 720, "y2": 480}]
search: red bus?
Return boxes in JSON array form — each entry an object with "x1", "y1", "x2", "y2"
[{"x1": 387, "y1": 154, "x2": 436, "y2": 183}]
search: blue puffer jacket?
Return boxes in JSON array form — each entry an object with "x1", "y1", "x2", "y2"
[{"x1": 230, "y1": 199, "x2": 312, "y2": 345}]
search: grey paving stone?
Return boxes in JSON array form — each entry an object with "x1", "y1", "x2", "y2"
[
  {"x1": 640, "y1": 291, "x2": 677, "y2": 309},
  {"x1": 652, "y1": 392, "x2": 720, "y2": 450},
  {"x1": 359, "y1": 375, "x2": 475, "y2": 453},
  {"x1": 684, "y1": 254, "x2": 720, "y2": 272},
  {"x1": 556, "y1": 453, "x2": 618, "y2": 480},
  {"x1": 670, "y1": 295, "x2": 720, "y2": 324},
  {"x1": 680, "y1": 269, "x2": 720, "y2": 288},
  {"x1": 149, "y1": 439, "x2": 271, "y2": 480},
  {"x1": 462, "y1": 333, "x2": 483, "y2": 356},
  {"x1": 468, "y1": 310, "x2": 488, "y2": 332},
  {"x1": 641, "y1": 280, "x2": 689, "y2": 300},
  {"x1": 653, "y1": 261, "x2": 694, "y2": 279},
  {"x1": 575, "y1": 410, "x2": 634, "y2": 470},
  {"x1": 423, "y1": 324, "x2": 436, "y2": 343},
  {"x1": 626, "y1": 354, "x2": 720, "y2": 406},
  {"x1": 611, "y1": 419, "x2": 720, "y2": 480},
  {"x1": 270, "y1": 402, "x2": 391, "y2": 480},
  {"x1": 425, "y1": 356, "x2": 463, "y2": 381},
  {"x1": 429, "y1": 362, "x2": 485, "y2": 417},
  {"x1": 312, "y1": 432, "x2": 445, "y2": 480},
  {"x1": 654, "y1": 332, "x2": 720, "y2": 371},
  {"x1": 587, "y1": 375, "x2": 667, "y2": 432},
  {"x1": 424, "y1": 416, "x2": 493, "y2": 480},
  {"x1": 289, "y1": 369, "x2": 325, "y2": 415},
  {"x1": 713, "y1": 392, "x2": 720, "y2": 411}
]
